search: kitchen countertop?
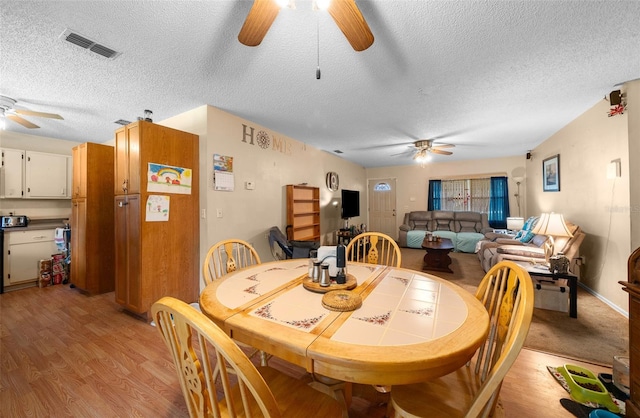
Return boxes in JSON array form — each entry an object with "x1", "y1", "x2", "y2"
[{"x1": 2, "y1": 217, "x2": 69, "y2": 232}]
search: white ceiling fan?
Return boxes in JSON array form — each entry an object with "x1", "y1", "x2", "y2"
[{"x1": 0, "y1": 95, "x2": 63, "y2": 129}]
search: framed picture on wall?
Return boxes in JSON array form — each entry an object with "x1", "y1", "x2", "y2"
[{"x1": 542, "y1": 154, "x2": 560, "y2": 192}]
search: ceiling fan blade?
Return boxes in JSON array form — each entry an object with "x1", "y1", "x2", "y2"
[
  {"x1": 430, "y1": 148, "x2": 453, "y2": 156},
  {"x1": 14, "y1": 109, "x2": 63, "y2": 119},
  {"x1": 391, "y1": 149, "x2": 413, "y2": 157},
  {"x1": 327, "y1": 0, "x2": 374, "y2": 51},
  {"x1": 7, "y1": 114, "x2": 40, "y2": 129},
  {"x1": 238, "y1": 0, "x2": 281, "y2": 47},
  {"x1": 433, "y1": 143, "x2": 455, "y2": 149}
]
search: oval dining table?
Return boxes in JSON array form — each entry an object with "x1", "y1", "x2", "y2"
[{"x1": 199, "y1": 259, "x2": 489, "y2": 386}]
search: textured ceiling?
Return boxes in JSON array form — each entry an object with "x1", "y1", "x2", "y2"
[{"x1": 1, "y1": 0, "x2": 639, "y2": 168}]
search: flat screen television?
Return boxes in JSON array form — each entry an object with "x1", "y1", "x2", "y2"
[{"x1": 341, "y1": 189, "x2": 360, "y2": 219}]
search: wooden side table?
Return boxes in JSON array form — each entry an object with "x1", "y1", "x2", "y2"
[
  {"x1": 336, "y1": 229, "x2": 354, "y2": 245},
  {"x1": 421, "y1": 237, "x2": 455, "y2": 273}
]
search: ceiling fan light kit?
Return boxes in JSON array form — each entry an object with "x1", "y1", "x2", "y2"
[{"x1": 412, "y1": 139, "x2": 455, "y2": 162}]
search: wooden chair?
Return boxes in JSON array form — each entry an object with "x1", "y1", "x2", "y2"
[
  {"x1": 202, "y1": 239, "x2": 266, "y2": 364},
  {"x1": 203, "y1": 239, "x2": 261, "y2": 286},
  {"x1": 389, "y1": 261, "x2": 534, "y2": 418},
  {"x1": 151, "y1": 297, "x2": 343, "y2": 418},
  {"x1": 345, "y1": 231, "x2": 402, "y2": 267}
]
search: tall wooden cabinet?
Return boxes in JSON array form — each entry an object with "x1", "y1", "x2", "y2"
[
  {"x1": 286, "y1": 185, "x2": 320, "y2": 241},
  {"x1": 621, "y1": 246, "x2": 640, "y2": 418},
  {"x1": 114, "y1": 121, "x2": 199, "y2": 318},
  {"x1": 71, "y1": 143, "x2": 115, "y2": 294}
]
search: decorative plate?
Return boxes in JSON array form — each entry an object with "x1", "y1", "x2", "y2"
[{"x1": 326, "y1": 171, "x2": 339, "y2": 191}]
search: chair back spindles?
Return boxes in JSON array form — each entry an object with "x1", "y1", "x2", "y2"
[
  {"x1": 345, "y1": 232, "x2": 402, "y2": 268},
  {"x1": 203, "y1": 239, "x2": 261, "y2": 286},
  {"x1": 152, "y1": 297, "x2": 281, "y2": 417},
  {"x1": 152, "y1": 297, "x2": 342, "y2": 418}
]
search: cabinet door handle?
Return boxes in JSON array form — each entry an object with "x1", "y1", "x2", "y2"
[
  {"x1": 118, "y1": 201, "x2": 129, "y2": 207},
  {"x1": 33, "y1": 236, "x2": 47, "y2": 240}
]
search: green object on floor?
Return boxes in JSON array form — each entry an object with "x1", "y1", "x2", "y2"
[{"x1": 556, "y1": 364, "x2": 620, "y2": 414}]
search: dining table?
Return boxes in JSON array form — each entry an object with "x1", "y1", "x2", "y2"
[{"x1": 199, "y1": 259, "x2": 490, "y2": 386}]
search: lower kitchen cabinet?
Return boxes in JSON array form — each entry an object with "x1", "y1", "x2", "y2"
[{"x1": 3, "y1": 229, "x2": 57, "y2": 288}]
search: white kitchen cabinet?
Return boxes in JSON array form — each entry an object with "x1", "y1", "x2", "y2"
[
  {"x1": 3, "y1": 229, "x2": 57, "y2": 287},
  {"x1": 0, "y1": 148, "x2": 25, "y2": 198},
  {"x1": 25, "y1": 151, "x2": 70, "y2": 199}
]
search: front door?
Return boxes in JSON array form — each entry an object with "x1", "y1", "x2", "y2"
[{"x1": 368, "y1": 178, "x2": 397, "y2": 238}]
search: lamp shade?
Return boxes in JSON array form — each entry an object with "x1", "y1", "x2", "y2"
[
  {"x1": 531, "y1": 213, "x2": 573, "y2": 238},
  {"x1": 506, "y1": 217, "x2": 524, "y2": 231}
]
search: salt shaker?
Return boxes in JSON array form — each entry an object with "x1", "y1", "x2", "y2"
[
  {"x1": 308, "y1": 249, "x2": 318, "y2": 278},
  {"x1": 312, "y1": 260, "x2": 322, "y2": 283},
  {"x1": 319, "y1": 263, "x2": 331, "y2": 287}
]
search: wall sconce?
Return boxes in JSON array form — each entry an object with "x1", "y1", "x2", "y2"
[
  {"x1": 513, "y1": 176, "x2": 524, "y2": 217},
  {"x1": 607, "y1": 158, "x2": 621, "y2": 179},
  {"x1": 331, "y1": 199, "x2": 340, "y2": 208}
]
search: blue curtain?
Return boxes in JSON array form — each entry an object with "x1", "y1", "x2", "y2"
[
  {"x1": 427, "y1": 180, "x2": 441, "y2": 211},
  {"x1": 488, "y1": 176, "x2": 510, "y2": 228}
]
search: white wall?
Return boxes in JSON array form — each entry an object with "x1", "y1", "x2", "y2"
[
  {"x1": 160, "y1": 105, "x2": 367, "y2": 287},
  {"x1": 527, "y1": 98, "x2": 632, "y2": 313},
  {"x1": 366, "y1": 155, "x2": 526, "y2": 236}
]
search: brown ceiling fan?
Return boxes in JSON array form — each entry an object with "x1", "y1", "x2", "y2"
[
  {"x1": 0, "y1": 95, "x2": 63, "y2": 129},
  {"x1": 238, "y1": 0, "x2": 374, "y2": 51}
]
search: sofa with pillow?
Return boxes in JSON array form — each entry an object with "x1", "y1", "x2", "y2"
[
  {"x1": 476, "y1": 216, "x2": 585, "y2": 273},
  {"x1": 398, "y1": 210, "x2": 492, "y2": 252}
]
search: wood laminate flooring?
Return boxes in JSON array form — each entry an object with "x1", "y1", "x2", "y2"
[{"x1": 0, "y1": 284, "x2": 614, "y2": 417}]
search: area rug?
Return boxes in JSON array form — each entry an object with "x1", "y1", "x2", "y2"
[{"x1": 399, "y1": 248, "x2": 629, "y2": 366}]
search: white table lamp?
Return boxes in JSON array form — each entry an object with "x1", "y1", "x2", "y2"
[
  {"x1": 531, "y1": 212, "x2": 573, "y2": 262},
  {"x1": 506, "y1": 217, "x2": 524, "y2": 231}
]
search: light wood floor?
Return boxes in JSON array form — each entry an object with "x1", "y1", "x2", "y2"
[{"x1": 0, "y1": 284, "x2": 613, "y2": 417}]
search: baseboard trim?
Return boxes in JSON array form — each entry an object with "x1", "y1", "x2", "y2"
[{"x1": 578, "y1": 282, "x2": 629, "y2": 318}]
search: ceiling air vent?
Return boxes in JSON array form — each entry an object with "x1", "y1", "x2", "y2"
[
  {"x1": 59, "y1": 29, "x2": 121, "y2": 59},
  {"x1": 113, "y1": 119, "x2": 132, "y2": 126}
]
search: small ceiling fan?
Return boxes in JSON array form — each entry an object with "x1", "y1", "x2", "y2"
[
  {"x1": 0, "y1": 95, "x2": 63, "y2": 129},
  {"x1": 410, "y1": 139, "x2": 455, "y2": 160},
  {"x1": 238, "y1": 0, "x2": 374, "y2": 51}
]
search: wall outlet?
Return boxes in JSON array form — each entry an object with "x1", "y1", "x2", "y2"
[{"x1": 216, "y1": 208, "x2": 223, "y2": 218}]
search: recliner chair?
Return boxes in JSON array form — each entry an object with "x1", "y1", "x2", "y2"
[{"x1": 268, "y1": 226, "x2": 319, "y2": 260}]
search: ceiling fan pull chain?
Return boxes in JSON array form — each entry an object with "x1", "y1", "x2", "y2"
[{"x1": 316, "y1": 14, "x2": 321, "y2": 80}]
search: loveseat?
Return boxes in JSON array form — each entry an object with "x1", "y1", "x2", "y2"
[
  {"x1": 398, "y1": 211, "x2": 492, "y2": 252},
  {"x1": 476, "y1": 217, "x2": 585, "y2": 273}
]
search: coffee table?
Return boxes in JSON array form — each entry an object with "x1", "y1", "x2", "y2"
[{"x1": 421, "y1": 237, "x2": 455, "y2": 273}]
